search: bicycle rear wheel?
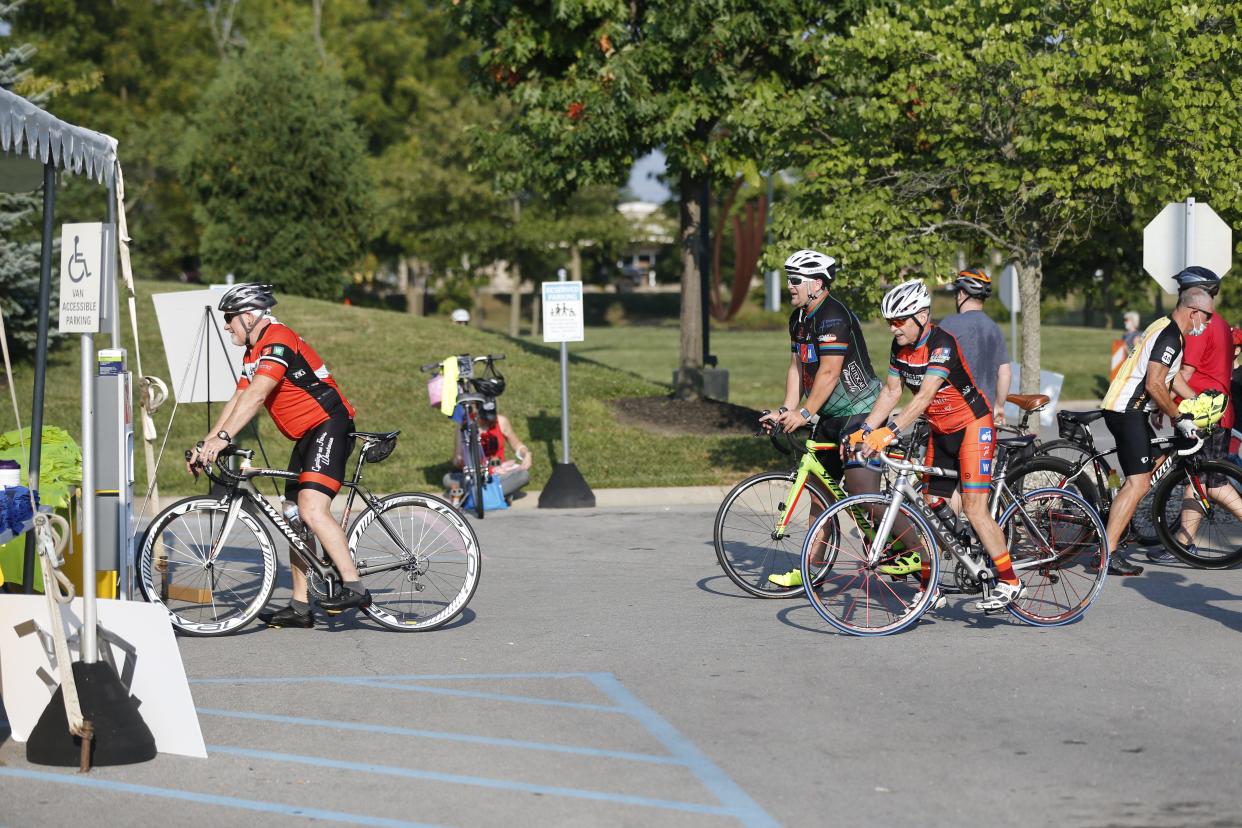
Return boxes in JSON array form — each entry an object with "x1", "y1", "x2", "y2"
[
  {"x1": 801, "y1": 494, "x2": 940, "y2": 636},
  {"x1": 136, "y1": 496, "x2": 277, "y2": 636},
  {"x1": 713, "y1": 471, "x2": 837, "y2": 597},
  {"x1": 1152, "y1": 460, "x2": 1242, "y2": 568},
  {"x1": 999, "y1": 487, "x2": 1107, "y2": 626},
  {"x1": 349, "y1": 492, "x2": 481, "y2": 630}
]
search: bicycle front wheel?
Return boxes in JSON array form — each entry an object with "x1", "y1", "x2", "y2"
[
  {"x1": 999, "y1": 487, "x2": 1108, "y2": 626},
  {"x1": 136, "y1": 496, "x2": 278, "y2": 636},
  {"x1": 1152, "y1": 460, "x2": 1242, "y2": 568},
  {"x1": 349, "y1": 492, "x2": 482, "y2": 630},
  {"x1": 713, "y1": 471, "x2": 837, "y2": 597},
  {"x1": 802, "y1": 493, "x2": 940, "y2": 636}
]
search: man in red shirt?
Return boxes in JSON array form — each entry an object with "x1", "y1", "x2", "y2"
[
  {"x1": 188, "y1": 284, "x2": 368, "y2": 625},
  {"x1": 1152, "y1": 267, "x2": 1242, "y2": 562}
]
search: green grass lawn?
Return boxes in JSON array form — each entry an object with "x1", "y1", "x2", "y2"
[
  {"x1": 1, "y1": 282, "x2": 781, "y2": 498},
  {"x1": 552, "y1": 321, "x2": 1121, "y2": 410}
]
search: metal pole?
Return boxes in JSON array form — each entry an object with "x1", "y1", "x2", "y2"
[
  {"x1": 1184, "y1": 196, "x2": 1196, "y2": 269},
  {"x1": 22, "y1": 163, "x2": 56, "y2": 594},
  {"x1": 1010, "y1": 269, "x2": 1018, "y2": 365},
  {"x1": 81, "y1": 331, "x2": 97, "y2": 663},
  {"x1": 557, "y1": 268, "x2": 570, "y2": 464},
  {"x1": 106, "y1": 178, "x2": 120, "y2": 347}
]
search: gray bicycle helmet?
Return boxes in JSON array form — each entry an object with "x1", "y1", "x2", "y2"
[
  {"x1": 950, "y1": 267, "x2": 993, "y2": 299},
  {"x1": 218, "y1": 283, "x2": 277, "y2": 314},
  {"x1": 1173, "y1": 266, "x2": 1221, "y2": 296}
]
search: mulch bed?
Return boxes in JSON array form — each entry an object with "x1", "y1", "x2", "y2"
[{"x1": 610, "y1": 395, "x2": 767, "y2": 437}]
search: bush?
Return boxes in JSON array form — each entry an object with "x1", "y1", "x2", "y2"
[{"x1": 179, "y1": 41, "x2": 374, "y2": 298}]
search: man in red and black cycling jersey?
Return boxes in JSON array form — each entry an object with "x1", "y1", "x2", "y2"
[
  {"x1": 853, "y1": 279, "x2": 1025, "y2": 611},
  {"x1": 188, "y1": 283, "x2": 368, "y2": 627}
]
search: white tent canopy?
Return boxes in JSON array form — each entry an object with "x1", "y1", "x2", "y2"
[{"x1": 0, "y1": 86, "x2": 118, "y2": 192}]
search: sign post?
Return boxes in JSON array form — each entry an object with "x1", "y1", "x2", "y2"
[
  {"x1": 58, "y1": 222, "x2": 106, "y2": 664},
  {"x1": 998, "y1": 263, "x2": 1020, "y2": 363},
  {"x1": 538, "y1": 270, "x2": 595, "y2": 508}
]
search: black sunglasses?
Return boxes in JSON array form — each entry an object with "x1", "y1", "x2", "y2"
[{"x1": 224, "y1": 312, "x2": 240, "y2": 324}]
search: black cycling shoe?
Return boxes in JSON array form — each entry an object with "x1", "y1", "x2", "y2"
[
  {"x1": 317, "y1": 587, "x2": 372, "y2": 615},
  {"x1": 1107, "y1": 555, "x2": 1144, "y2": 576},
  {"x1": 259, "y1": 604, "x2": 315, "y2": 629}
]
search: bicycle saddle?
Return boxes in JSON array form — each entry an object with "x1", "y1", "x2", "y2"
[
  {"x1": 1058, "y1": 409, "x2": 1105, "y2": 425},
  {"x1": 456, "y1": 393, "x2": 488, "y2": 405},
  {"x1": 348, "y1": 430, "x2": 401, "y2": 441},
  {"x1": 1006, "y1": 393, "x2": 1050, "y2": 411}
]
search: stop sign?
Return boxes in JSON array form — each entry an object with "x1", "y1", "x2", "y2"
[{"x1": 1143, "y1": 199, "x2": 1233, "y2": 293}]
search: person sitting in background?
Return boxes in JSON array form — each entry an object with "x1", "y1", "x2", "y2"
[
  {"x1": 1122, "y1": 310, "x2": 1142, "y2": 353},
  {"x1": 443, "y1": 399, "x2": 532, "y2": 505}
]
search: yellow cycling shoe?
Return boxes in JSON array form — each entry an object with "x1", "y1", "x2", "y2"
[
  {"x1": 767, "y1": 569, "x2": 803, "y2": 588},
  {"x1": 878, "y1": 550, "x2": 922, "y2": 576}
]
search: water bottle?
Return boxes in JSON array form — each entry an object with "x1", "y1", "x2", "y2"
[{"x1": 931, "y1": 499, "x2": 959, "y2": 533}]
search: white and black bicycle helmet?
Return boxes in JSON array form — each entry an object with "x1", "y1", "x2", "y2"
[
  {"x1": 881, "y1": 279, "x2": 932, "y2": 319},
  {"x1": 1173, "y1": 265, "x2": 1221, "y2": 296},
  {"x1": 783, "y1": 249, "x2": 839, "y2": 284},
  {"x1": 218, "y1": 282, "x2": 277, "y2": 315}
]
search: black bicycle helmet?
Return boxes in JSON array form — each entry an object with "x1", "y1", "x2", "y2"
[
  {"x1": 218, "y1": 283, "x2": 277, "y2": 314},
  {"x1": 472, "y1": 375, "x2": 506, "y2": 397},
  {"x1": 950, "y1": 267, "x2": 993, "y2": 299},
  {"x1": 1173, "y1": 265, "x2": 1221, "y2": 296}
]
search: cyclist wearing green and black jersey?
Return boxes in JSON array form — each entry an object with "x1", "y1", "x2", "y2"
[{"x1": 760, "y1": 249, "x2": 883, "y2": 587}]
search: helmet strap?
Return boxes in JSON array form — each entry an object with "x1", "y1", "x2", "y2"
[{"x1": 956, "y1": 294, "x2": 968, "y2": 314}]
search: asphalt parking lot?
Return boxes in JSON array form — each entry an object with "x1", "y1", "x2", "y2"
[{"x1": 3, "y1": 492, "x2": 1242, "y2": 827}]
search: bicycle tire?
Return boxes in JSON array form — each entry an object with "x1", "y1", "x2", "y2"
[
  {"x1": 466, "y1": 421, "x2": 486, "y2": 519},
  {"x1": 713, "y1": 471, "x2": 837, "y2": 597},
  {"x1": 1007, "y1": 455, "x2": 1101, "y2": 511},
  {"x1": 349, "y1": 492, "x2": 482, "y2": 630},
  {"x1": 801, "y1": 493, "x2": 941, "y2": 636},
  {"x1": 136, "y1": 496, "x2": 278, "y2": 636},
  {"x1": 1152, "y1": 460, "x2": 1242, "y2": 568},
  {"x1": 1000, "y1": 487, "x2": 1108, "y2": 627}
]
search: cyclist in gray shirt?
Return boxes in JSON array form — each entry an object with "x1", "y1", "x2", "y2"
[{"x1": 939, "y1": 268, "x2": 1011, "y2": 424}]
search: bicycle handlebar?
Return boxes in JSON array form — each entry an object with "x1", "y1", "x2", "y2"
[
  {"x1": 419, "y1": 354, "x2": 506, "y2": 374},
  {"x1": 859, "y1": 445, "x2": 960, "y2": 480}
]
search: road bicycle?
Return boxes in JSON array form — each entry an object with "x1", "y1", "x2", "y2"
[
  {"x1": 1050, "y1": 411, "x2": 1242, "y2": 568},
  {"x1": 136, "y1": 433, "x2": 481, "y2": 635},
  {"x1": 713, "y1": 399, "x2": 1079, "y2": 598},
  {"x1": 421, "y1": 353, "x2": 506, "y2": 519},
  {"x1": 799, "y1": 446, "x2": 1109, "y2": 636}
]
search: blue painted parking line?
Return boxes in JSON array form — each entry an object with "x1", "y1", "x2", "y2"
[
  {"x1": 0, "y1": 767, "x2": 445, "y2": 828},
  {"x1": 209, "y1": 745, "x2": 740, "y2": 818},
  {"x1": 193, "y1": 670, "x2": 777, "y2": 826},
  {"x1": 325, "y1": 677, "x2": 625, "y2": 712},
  {"x1": 197, "y1": 707, "x2": 684, "y2": 765}
]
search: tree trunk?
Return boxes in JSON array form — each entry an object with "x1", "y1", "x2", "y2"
[
  {"x1": 409, "y1": 260, "x2": 426, "y2": 317},
  {"x1": 1018, "y1": 255, "x2": 1042, "y2": 394},
  {"x1": 675, "y1": 172, "x2": 705, "y2": 399},
  {"x1": 509, "y1": 199, "x2": 522, "y2": 337}
]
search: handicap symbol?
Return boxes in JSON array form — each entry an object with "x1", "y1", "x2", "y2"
[{"x1": 67, "y1": 236, "x2": 92, "y2": 283}]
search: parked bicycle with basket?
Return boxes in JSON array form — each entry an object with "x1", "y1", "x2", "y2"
[{"x1": 422, "y1": 353, "x2": 507, "y2": 519}]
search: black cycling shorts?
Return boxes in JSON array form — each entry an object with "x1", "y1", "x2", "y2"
[
  {"x1": 1102, "y1": 410, "x2": 1156, "y2": 477},
  {"x1": 284, "y1": 410, "x2": 356, "y2": 499},
  {"x1": 814, "y1": 412, "x2": 878, "y2": 479}
]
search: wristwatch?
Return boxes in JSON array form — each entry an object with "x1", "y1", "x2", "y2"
[
  {"x1": 799, "y1": 408, "x2": 812, "y2": 422},
  {"x1": 216, "y1": 430, "x2": 232, "y2": 443}
]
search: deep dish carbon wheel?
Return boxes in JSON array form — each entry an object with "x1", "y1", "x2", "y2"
[
  {"x1": 136, "y1": 496, "x2": 277, "y2": 636},
  {"x1": 1152, "y1": 461, "x2": 1242, "y2": 568},
  {"x1": 713, "y1": 472, "x2": 837, "y2": 597},
  {"x1": 463, "y1": 422, "x2": 486, "y2": 519},
  {"x1": 349, "y1": 492, "x2": 482, "y2": 630}
]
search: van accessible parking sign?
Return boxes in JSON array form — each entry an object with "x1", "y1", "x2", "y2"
[{"x1": 542, "y1": 281, "x2": 584, "y2": 343}]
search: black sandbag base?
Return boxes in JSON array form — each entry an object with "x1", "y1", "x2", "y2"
[
  {"x1": 26, "y1": 660, "x2": 156, "y2": 767},
  {"x1": 538, "y1": 462, "x2": 596, "y2": 508}
]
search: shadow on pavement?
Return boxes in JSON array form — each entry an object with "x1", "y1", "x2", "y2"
[
  {"x1": 1121, "y1": 568, "x2": 1242, "y2": 633},
  {"x1": 695, "y1": 573, "x2": 784, "y2": 600}
]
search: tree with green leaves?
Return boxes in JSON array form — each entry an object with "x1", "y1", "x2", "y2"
[
  {"x1": 178, "y1": 38, "x2": 374, "y2": 297},
  {"x1": 450, "y1": 0, "x2": 831, "y2": 397},
  {"x1": 0, "y1": 1, "x2": 57, "y2": 361},
  {"x1": 767, "y1": 0, "x2": 1242, "y2": 390}
]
